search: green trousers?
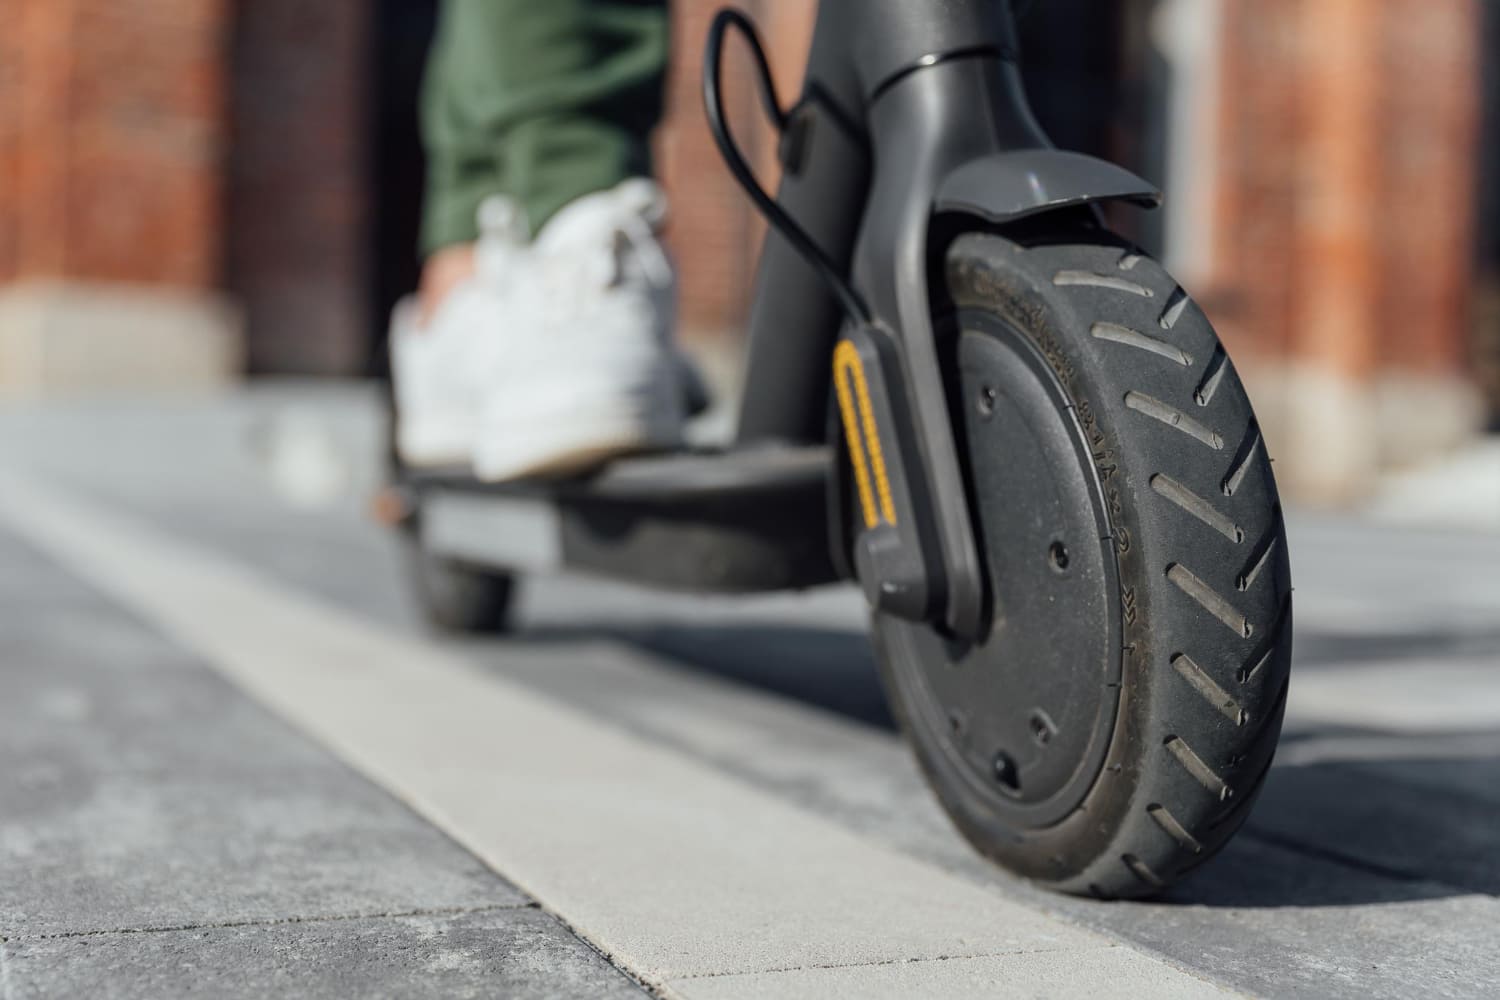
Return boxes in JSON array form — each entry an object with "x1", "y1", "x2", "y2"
[{"x1": 420, "y1": 0, "x2": 670, "y2": 255}]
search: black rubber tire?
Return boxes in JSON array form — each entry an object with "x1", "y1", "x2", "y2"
[
  {"x1": 401, "y1": 533, "x2": 517, "y2": 634},
  {"x1": 875, "y1": 230, "x2": 1292, "y2": 898},
  {"x1": 383, "y1": 365, "x2": 517, "y2": 634}
]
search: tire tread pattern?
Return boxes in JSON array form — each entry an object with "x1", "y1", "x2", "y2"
[{"x1": 904, "y1": 231, "x2": 1294, "y2": 897}]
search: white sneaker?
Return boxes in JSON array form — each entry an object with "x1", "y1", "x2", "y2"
[
  {"x1": 470, "y1": 179, "x2": 686, "y2": 482},
  {"x1": 389, "y1": 198, "x2": 529, "y2": 468}
]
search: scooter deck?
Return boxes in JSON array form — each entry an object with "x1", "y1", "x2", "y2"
[{"x1": 401, "y1": 444, "x2": 840, "y2": 593}]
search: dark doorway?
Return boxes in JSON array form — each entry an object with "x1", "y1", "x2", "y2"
[
  {"x1": 1473, "y1": 0, "x2": 1500, "y2": 426},
  {"x1": 367, "y1": 0, "x2": 440, "y2": 377},
  {"x1": 1018, "y1": 0, "x2": 1165, "y2": 252}
]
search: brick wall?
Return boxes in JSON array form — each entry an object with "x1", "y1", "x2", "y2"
[
  {"x1": 0, "y1": 0, "x2": 228, "y2": 287},
  {"x1": 0, "y1": 0, "x2": 240, "y2": 394},
  {"x1": 0, "y1": 0, "x2": 1490, "y2": 464},
  {"x1": 656, "y1": 0, "x2": 815, "y2": 345},
  {"x1": 0, "y1": 0, "x2": 370, "y2": 379},
  {"x1": 1375, "y1": 0, "x2": 1481, "y2": 379},
  {"x1": 0, "y1": 5, "x2": 22, "y2": 280},
  {"x1": 1209, "y1": 0, "x2": 1478, "y2": 379},
  {"x1": 1202, "y1": 0, "x2": 1483, "y2": 496}
]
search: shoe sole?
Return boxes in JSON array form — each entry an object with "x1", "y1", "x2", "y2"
[
  {"x1": 473, "y1": 424, "x2": 679, "y2": 483},
  {"x1": 397, "y1": 415, "x2": 478, "y2": 469}
]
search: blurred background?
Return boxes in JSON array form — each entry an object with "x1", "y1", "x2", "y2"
[{"x1": 0, "y1": 0, "x2": 1495, "y2": 509}]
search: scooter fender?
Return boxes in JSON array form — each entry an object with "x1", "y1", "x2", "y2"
[{"x1": 933, "y1": 149, "x2": 1161, "y2": 225}]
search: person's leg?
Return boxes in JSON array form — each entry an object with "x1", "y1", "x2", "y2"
[
  {"x1": 395, "y1": 0, "x2": 686, "y2": 480},
  {"x1": 419, "y1": 0, "x2": 669, "y2": 256}
]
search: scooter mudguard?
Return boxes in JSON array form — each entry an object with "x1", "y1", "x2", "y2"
[{"x1": 934, "y1": 149, "x2": 1161, "y2": 226}]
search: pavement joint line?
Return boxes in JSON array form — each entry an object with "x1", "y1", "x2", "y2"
[
  {"x1": 9, "y1": 904, "x2": 532, "y2": 942},
  {"x1": 668, "y1": 944, "x2": 1119, "y2": 981},
  {"x1": 663, "y1": 947, "x2": 1244, "y2": 1000},
  {"x1": 0, "y1": 471, "x2": 1234, "y2": 997},
  {"x1": 668, "y1": 943, "x2": 1242, "y2": 996},
  {"x1": 541, "y1": 907, "x2": 668, "y2": 1000}
]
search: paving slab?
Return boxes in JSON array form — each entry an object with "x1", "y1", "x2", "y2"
[
  {"x1": 667, "y1": 948, "x2": 1236, "y2": 1000},
  {"x1": 5, "y1": 391, "x2": 1498, "y2": 999},
  {"x1": 449, "y1": 586, "x2": 1500, "y2": 1000},
  {"x1": 1283, "y1": 514, "x2": 1500, "y2": 631},
  {"x1": 1246, "y1": 760, "x2": 1500, "y2": 894},
  {"x1": 3, "y1": 608, "x2": 330, "y2": 779},
  {"x1": 4, "y1": 907, "x2": 644, "y2": 1000},
  {"x1": 1, "y1": 759, "x2": 527, "y2": 938},
  {"x1": 1115, "y1": 867, "x2": 1500, "y2": 1000},
  {"x1": 0, "y1": 390, "x2": 416, "y2": 628},
  {"x1": 0, "y1": 529, "x2": 522, "y2": 939},
  {"x1": 1346, "y1": 749, "x2": 1500, "y2": 809},
  {"x1": 0, "y1": 472, "x2": 1226, "y2": 997},
  {"x1": 1287, "y1": 661, "x2": 1500, "y2": 732}
]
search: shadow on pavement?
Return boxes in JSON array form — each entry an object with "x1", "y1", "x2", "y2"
[
  {"x1": 521, "y1": 621, "x2": 895, "y2": 729},
  {"x1": 623, "y1": 624, "x2": 895, "y2": 729},
  {"x1": 514, "y1": 620, "x2": 1498, "y2": 910},
  {"x1": 1164, "y1": 743, "x2": 1500, "y2": 907}
]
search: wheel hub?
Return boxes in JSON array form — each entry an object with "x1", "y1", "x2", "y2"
[{"x1": 882, "y1": 317, "x2": 1122, "y2": 829}]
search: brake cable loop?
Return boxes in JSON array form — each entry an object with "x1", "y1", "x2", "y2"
[{"x1": 702, "y1": 8, "x2": 872, "y2": 327}]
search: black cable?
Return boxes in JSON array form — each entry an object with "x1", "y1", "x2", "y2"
[{"x1": 702, "y1": 8, "x2": 872, "y2": 327}]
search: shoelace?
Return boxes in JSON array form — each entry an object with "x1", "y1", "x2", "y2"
[
  {"x1": 475, "y1": 196, "x2": 530, "y2": 287},
  {"x1": 619, "y1": 212, "x2": 674, "y2": 290},
  {"x1": 530, "y1": 215, "x2": 674, "y2": 320}
]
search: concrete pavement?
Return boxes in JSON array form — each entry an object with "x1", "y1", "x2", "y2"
[
  {"x1": 2, "y1": 384, "x2": 1498, "y2": 998},
  {"x1": 0, "y1": 517, "x2": 643, "y2": 999},
  {"x1": 0, "y1": 472, "x2": 1234, "y2": 999}
]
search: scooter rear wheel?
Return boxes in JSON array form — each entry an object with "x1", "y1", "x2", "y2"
[
  {"x1": 401, "y1": 532, "x2": 516, "y2": 634},
  {"x1": 875, "y1": 230, "x2": 1292, "y2": 898}
]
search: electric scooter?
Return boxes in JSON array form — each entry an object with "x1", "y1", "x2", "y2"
[{"x1": 385, "y1": 0, "x2": 1293, "y2": 898}]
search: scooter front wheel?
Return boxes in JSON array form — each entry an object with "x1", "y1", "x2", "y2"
[{"x1": 875, "y1": 230, "x2": 1292, "y2": 898}]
